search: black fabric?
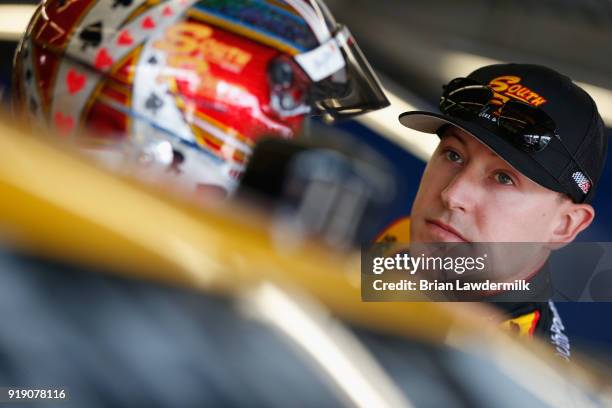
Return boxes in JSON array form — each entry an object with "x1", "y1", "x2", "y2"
[
  {"x1": 486, "y1": 260, "x2": 571, "y2": 360},
  {"x1": 495, "y1": 301, "x2": 572, "y2": 361}
]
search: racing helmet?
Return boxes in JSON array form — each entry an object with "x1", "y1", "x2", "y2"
[{"x1": 13, "y1": 0, "x2": 388, "y2": 196}]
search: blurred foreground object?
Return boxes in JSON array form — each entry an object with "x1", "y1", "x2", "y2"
[
  {"x1": 238, "y1": 137, "x2": 396, "y2": 248},
  {"x1": 0, "y1": 120, "x2": 611, "y2": 407},
  {"x1": 12, "y1": 0, "x2": 388, "y2": 197}
]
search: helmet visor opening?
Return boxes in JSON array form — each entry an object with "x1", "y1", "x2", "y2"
[{"x1": 309, "y1": 26, "x2": 389, "y2": 122}]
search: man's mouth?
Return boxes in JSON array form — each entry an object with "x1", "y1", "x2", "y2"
[{"x1": 425, "y1": 219, "x2": 469, "y2": 242}]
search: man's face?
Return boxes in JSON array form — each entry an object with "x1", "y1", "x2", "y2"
[{"x1": 410, "y1": 126, "x2": 568, "y2": 244}]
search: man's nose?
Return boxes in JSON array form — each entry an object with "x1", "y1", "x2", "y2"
[{"x1": 440, "y1": 167, "x2": 479, "y2": 212}]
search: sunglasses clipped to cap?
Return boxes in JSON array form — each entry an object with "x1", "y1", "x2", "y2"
[{"x1": 439, "y1": 77, "x2": 593, "y2": 201}]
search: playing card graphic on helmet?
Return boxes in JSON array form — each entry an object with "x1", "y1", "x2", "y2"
[{"x1": 13, "y1": 0, "x2": 389, "y2": 196}]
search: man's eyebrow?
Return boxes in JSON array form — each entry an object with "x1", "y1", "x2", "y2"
[
  {"x1": 441, "y1": 128, "x2": 466, "y2": 146},
  {"x1": 442, "y1": 128, "x2": 498, "y2": 158}
]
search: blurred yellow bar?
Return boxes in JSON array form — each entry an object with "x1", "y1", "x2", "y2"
[{"x1": 0, "y1": 118, "x2": 493, "y2": 343}]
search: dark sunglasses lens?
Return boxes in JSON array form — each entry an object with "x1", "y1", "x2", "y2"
[
  {"x1": 440, "y1": 79, "x2": 492, "y2": 117},
  {"x1": 499, "y1": 102, "x2": 554, "y2": 152}
]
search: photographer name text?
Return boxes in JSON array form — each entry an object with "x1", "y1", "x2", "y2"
[{"x1": 372, "y1": 279, "x2": 531, "y2": 291}]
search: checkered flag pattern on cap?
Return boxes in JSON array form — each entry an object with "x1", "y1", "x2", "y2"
[{"x1": 572, "y1": 171, "x2": 592, "y2": 195}]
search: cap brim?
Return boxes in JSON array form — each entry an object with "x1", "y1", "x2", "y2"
[
  {"x1": 398, "y1": 111, "x2": 565, "y2": 195},
  {"x1": 398, "y1": 110, "x2": 455, "y2": 134}
]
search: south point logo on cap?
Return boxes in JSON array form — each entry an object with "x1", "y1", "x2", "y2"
[{"x1": 487, "y1": 76, "x2": 548, "y2": 107}]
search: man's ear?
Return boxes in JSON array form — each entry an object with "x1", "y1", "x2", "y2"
[{"x1": 550, "y1": 203, "x2": 595, "y2": 248}]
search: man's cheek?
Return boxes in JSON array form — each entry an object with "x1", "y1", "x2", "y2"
[{"x1": 415, "y1": 171, "x2": 439, "y2": 203}]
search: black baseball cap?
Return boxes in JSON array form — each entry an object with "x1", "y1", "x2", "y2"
[{"x1": 399, "y1": 63, "x2": 607, "y2": 203}]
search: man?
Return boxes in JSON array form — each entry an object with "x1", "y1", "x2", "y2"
[{"x1": 377, "y1": 63, "x2": 608, "y2": 359}]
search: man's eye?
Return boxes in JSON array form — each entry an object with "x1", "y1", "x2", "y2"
[
  {"x1": 494, "y1": 172, "x2": 515, "y2": 185},
  {"x1": 444, "y1": 150, "x2": 463, "y2": 163}
]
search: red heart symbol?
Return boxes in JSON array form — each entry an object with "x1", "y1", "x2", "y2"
[
  {"x1": 141, "y1": 16, "x2": 155, "y2": 29},
  {"x1": 162, "y1": 6, "x2": 173, "y2": 16},
  {"x1": 94, "y1": 48, "x2": 113, "y2": 69},
  {"x1": 54, "y1": 112, "x2": 74, "y2": 135},
  {"x1": 117, "y1": 30, "x2": 133, "y2": 46},
  {"x1": 66, "y1": 69, "x2": 86, "y2": 94}
]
